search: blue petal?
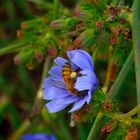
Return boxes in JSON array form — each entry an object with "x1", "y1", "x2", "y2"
[
  {"x1": 69, "y1": 98, "x2": 86, "y2": 112},
  {"x1": 69, "y1": 91, "x2": 92, "y2": 112},
  {"x1": 46, "y1": 95, "x2": 79, "y2": 113},
  {"x1": 54, "y1": 57, "x2": 68, "y2": 66},
  {"x1": 43, "y1": 77, "x2": 66, "y2": 89},
  {"x1": 21, "y1": 134, "x2": 33, "y2": 140},
  {"x1": 43, "y1": 86, "x2": 69, "y2": 100},
  {"x1": 21, "y1": 133, "x2": 56, "y2": 140},
  {"x1": 48, "y1": 66, "x2": 62, "y2": 80},
  {"x1": 67, "y1": 50, "x2": 94, "y2": 70},
  {"x1": 85, "y1": 90, "x2": 92, "y2": 103},
  {"x1": 75, "y1": 70, "x2": 98, "y2": 91}
]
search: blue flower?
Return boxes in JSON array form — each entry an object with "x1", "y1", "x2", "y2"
[
  {"x1": 20, "y1": 133, "x2": 56, "y2": 140},
  {"x1": 43, "y1": 50, "x2": 98, "y2": 113}
]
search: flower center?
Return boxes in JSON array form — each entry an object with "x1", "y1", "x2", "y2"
[{"x1": 62, "y1": 63, "x2": 81, "y2": 96}]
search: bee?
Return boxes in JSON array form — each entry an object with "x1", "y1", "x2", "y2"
[
  {"x1": 62, "y1": 63, "x2": 72, "y2": 83},
  {"x1": 62, "y1": 63, "x2": 80, "y2": 96}
]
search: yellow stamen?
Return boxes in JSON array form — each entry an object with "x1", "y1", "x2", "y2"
[{"x1": 70, "y1": 71, "x2": 77, "y2": 79}]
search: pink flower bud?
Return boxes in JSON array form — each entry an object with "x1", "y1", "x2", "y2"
[
  {"x1": 35, "y1": 52, "x2": 44, "y2": 62},
  {"x1": 96, "y1": 21, "x2": 102, "y2": 29}
]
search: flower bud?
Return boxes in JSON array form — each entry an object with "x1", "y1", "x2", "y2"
[
  {"x1": 76, "y1": 22, "x2": 85, "y2": 32},
  {"x1": 35, "y1": 51, "x2": 44, "y2": 62},
  {"x1": 125, "y1": 128, "x2": 138, "y2": 140},
  {"x1": 50, "y1": 19, "x2": 67, "y2": 29},
  {"x1": 107, "y1": 5, "x2": 121, "y2": 21},
  {"x1": 96, "y1": 21, "x2": 102, "y2": 29},
  {"x1": 14, "y1": 55, "x2": 21, "y2": 65},
  {"x1": 74, "y1": 6, "x2": 92, "y2": 21},
  {"x1": 88, "y1": 0, "x2": 106, "y2": 10},
  {"x1": 20, "y1": 18, "x2": 42, "y2": 30},
  {"x1": 109, "y1": 34, "x2": 118, "y2": 45},
  {"x1": 21, "y1": 22, "x2": 28, "y2": 30},
  {"x1": 26, "y1": 63, "x2": 34, "y2": 70},
  {"x1": 102, "y1": 101, "x2": 112, "y2": 112},
  {"x1": 41, "y1": 16, "x2": 48, "y2": 24},
  {"x1": 102, "y1": 121, "x2": 117, "y2": 133},
  {"x1": 109, "y1": 63, "x2": 117, "y2": 81},
  {"x1": 14, "y1": 49, "x2": 33, "y2": 65},
  {"x1": 17, "y1": 30, "x2": 24, "y2": 39},
  {"x1": 17, "y1": 30, "x2": 36, "y2": 43},
  {"x1": 48, "y1": 47, "x2": 57, "y2": 58},
  {"x1": 73, "y1": 29, "x2": 94, "y2": 48}
]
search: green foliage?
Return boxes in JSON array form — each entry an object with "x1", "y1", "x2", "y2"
[{"x1": 106, "y1": 125, "x2": 129, "y2": 140}]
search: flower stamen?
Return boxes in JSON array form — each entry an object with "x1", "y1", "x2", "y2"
[{"x1": 70, "y1": 71, "x2": 77, "y2": 79}]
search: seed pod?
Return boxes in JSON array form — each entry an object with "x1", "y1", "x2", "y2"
[
  {"x1": 74, "y1": 6, "x2": 92, "y2": 21},
  {"x1": 102, "y1": 121, "x2": 117, "y2": 133},
  {"x1": 109, "y1": 63, "x2": 117, "y2": 81},
  {"x1": 102, "y1": 101, "x2": 112, "y2": 112},
  {"x1": 14, "y1": 49, "x2": 33, "y2": 65},
  {"x1": 48, "y1": 47, "x2": 57, "y2": 58},
  {"x1": 35, "y1": 51, "x2": 44, "y2": 62},
  {"x1": 125, "y1": 128, "x2": 138, "y2": 140},
  {"x1": 50, "y1": 19, "x2": 68, "y2": 29},
  {"x1": 96, "y1": 21, "x2": 102, "y2": 29},
  {"x1": 107, "y1": 5, "x2": 121, "y2": 21},
  {"x1": 73, "y1": 29, "x2": 94, "y2": 48},
  {"x1": 20, "y1": 18, "x2": 42, "y2": 30},
  {"x1": 109, "y1": 34, "x2": 118, "y2": 45}
]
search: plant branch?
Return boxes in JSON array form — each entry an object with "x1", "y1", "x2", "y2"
[
  {"x1": 87, "y1": 112, "x2": 103, "y2": 140},
  {"x1": 107, "y1": 50, "x2": 133, "y2": 99},
  {"x1": 131, "y1": 0, "x2": 140, "y2": 116},
  {"x1": 0, "y1": 41, "x2": 26, "y2": 56},
  {"x1": 118, "y1": 104, "x2": 140, "y2": 120}
]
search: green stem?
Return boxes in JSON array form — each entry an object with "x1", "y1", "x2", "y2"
[
  {"x1": 118, "y1": 104, "x2": 140, "y2": 120},
  {"x1": 87, "y1": 50, "x2": 133, "y2": 140},
  {"x1": 0, "y1": 41, "x2": 26, "y2": 56},
  {"x1": 107, "y1": 50, "x2": 133, "y2": 99},
  {"x1": 131, "y1": 0, "x2": 140, "y2": 116},
  {"x1": 53, "y1": 0, "x2": 60, "y2": 20},
  {"x1": 87, "y1": 112, "x2": 103, "y2": 140},
  {"x1": 113, "y1": 0, "x2": 120, "y2": 5},
  {"x1": 15, "y1": 0, "x2": 32, "y2": 18},
  {"x1": 10, "y1": 120, "x2": 31, "y2": 140}
]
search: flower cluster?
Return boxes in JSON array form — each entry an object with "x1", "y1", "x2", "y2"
[{"x1": 43, "y1": 50, "x2": 98, "y2": 113}]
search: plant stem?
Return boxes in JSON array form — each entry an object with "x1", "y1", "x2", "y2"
[
  {"x1": 53, "y1": 0, "x2": 60, "y2": 20},
  {"x1": 0, "y1": 41, "x2": 25, "y2": 56},
  {"x1": 131, "y1": 0, "x2": 140, "y2": 116},
  {"x1": 118, "y1": 104, "x2": 140, "y2": 120},
  {"x1": 87, "y1": 50, "x2": 133, "y2": 140},
  {"x1": 102, "y1": 45, "x2": 113, "y2": 93},
  {"x1": 87, "y1": 112, "x2": 103, "y2": 140},
  {"x1": 10, "y1": 119, "x2": 31, "y2": 140},
  {"x1": 107, "y1": 50, "x2": 133, "y2": 99}
]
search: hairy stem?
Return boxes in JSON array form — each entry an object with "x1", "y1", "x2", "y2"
[
  {"x1": 0, "y1": 41, "x2": 25, "y2": 56},
  {"x1": 53, "y1": 0, "x2": 60, "y2": 19},
  {"x1": 102, "y1": 45, "x2": 113, "y2": 93},
  {"x1": 118, "y1": 104, "x2": 140, "y2": 120},
  {"x1": 131, "y1": 0, "x2": 140, "y2": 116},
  {"x1": 87, "y1": 50, "x2": 133, "y2": 140},
  {"x1": 107, "y1": 50, "x2": 133, "y2": 99},
  {"x1": 87, "y1": 112, "x2": 103, "y2": 140}
]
